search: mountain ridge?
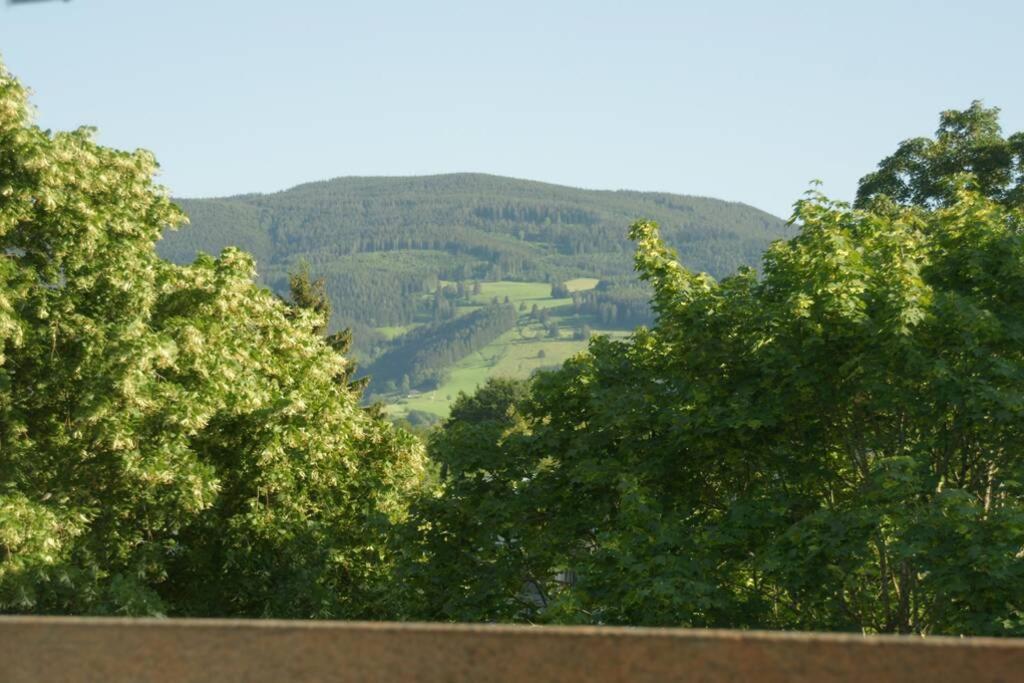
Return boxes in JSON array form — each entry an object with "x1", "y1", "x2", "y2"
[
  {"x1": 158, "y1": 172, "x2": 791, "y2": 367},
  {"x1": 192, "y1": 172, "x2": 781, "y2": 216},
  {"x1": 161, "y1": 172, "x2": 788, "y2": 277}
]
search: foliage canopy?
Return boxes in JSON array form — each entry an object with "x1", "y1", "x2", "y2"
[
  {"x1": 0, "y1": 62, "x2": 424, "y2": 617},
  {"x1": 404, "y1": 103, "x2": 1024, "y2": 635},
  {"x1": 857, "y1": 101, "x2": 1024, "y2": 209}
]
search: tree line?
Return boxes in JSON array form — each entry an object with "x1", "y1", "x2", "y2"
[
  {"x1": 365, "y1": 304, "x2": 519, "y2": 391},
  {"x1": 569, "y1": 279, "x2": 655, "y2": 328}
]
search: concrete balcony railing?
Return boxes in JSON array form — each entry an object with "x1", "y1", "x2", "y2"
[{"x1": 1, "y1": 616, "x2": 1022, "y2": 682}]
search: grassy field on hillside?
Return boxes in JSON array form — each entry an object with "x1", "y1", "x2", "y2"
[
  {"x1": 465, "y1": 281, "x2": 571, "y2": 309},
  {"x1": 565, "y1": 277, "x2": 600, "y2": 291},
  {"x1": 388, "y1": 329, "x2": 591, "y2": 418},
  {"x1": 381, "y1": 278, "x2": 633, "y2": 421},
  {"x1": 376, "y1": 325, "x2": 420, "y2": 340}
]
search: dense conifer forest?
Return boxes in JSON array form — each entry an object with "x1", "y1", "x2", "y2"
[
  {"x1": 366, "y1": 304, "x2": 519, "y2": 391},
  {"x1": 160, "y1": 175, "x2": 788, "y2": 330}
]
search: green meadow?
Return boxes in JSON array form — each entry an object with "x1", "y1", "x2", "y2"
[{"x1": 383, "y1": 278, "x2": 625, "y2": 420}]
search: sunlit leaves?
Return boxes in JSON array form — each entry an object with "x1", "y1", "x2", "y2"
[
  {"x1": 412, "y1": 179, "x2": 1024, "y2": 634},
  {"x1": 0, "y1": 61, "x2": 425, "y2": 618}
]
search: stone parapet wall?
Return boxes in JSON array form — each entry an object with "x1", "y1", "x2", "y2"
[{"x1": 1, "y1": 617, "x2": 1022, "y2": 682}]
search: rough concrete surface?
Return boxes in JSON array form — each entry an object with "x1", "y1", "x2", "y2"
[{"x1": 1, "y1": 617, "x2": 1022, "y2": 682}]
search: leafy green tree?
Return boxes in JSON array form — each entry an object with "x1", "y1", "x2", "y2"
[
  {"x1": 413, "y1": 179, "x2": 1024, "y2": 634},
  {"x1": 0, "y1": 62, "x2": 425, "y2": 617},
  {"x1": 397, "y1": 378, "x2": 537, "y2": 621},
  {"x1": 286, "y1": 262, "x2": 367, "y2": 392},
  {"x1": 623, "y1": 188, "x2": 1024, "y2": 634},
  {"x1": 551, "y1": 282, "x2": 571, "y2": 298},
  {"x1": 287, "y1": 260, "x2": 332, "y2": 335},
  {"x1": 856, "y1": 101, "x2": 1024, "y2": 209},
  {"x1": 445, "y1": 378, "x2": 531, "y2": 426}
]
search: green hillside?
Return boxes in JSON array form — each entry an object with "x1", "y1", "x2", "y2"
[
  {"x1": 159, "y1": 173, "x2": 789, "y2": 415},
  {"x1": 162, "y1": 174, "x2": 786, "y2": 309},
  {"x1": 382, "y1": 278, "x2": 635, "y2": 423}
]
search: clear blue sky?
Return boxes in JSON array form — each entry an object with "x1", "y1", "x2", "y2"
[{"x1": 1, "y1": 0, "x2": 1020, "y2": 218}]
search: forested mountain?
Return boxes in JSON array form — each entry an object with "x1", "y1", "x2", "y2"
[{"x1": 159, "y1": 174, "x2": 789, "y2": 335}]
